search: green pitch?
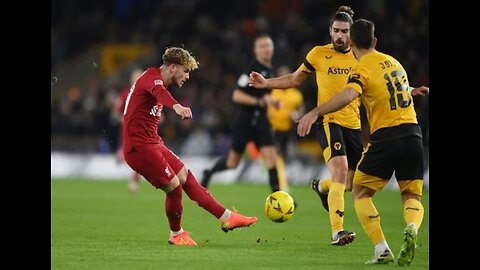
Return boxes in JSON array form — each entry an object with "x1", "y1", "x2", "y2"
[{"x1": 51, "y1": 179, "x2": 429, "y2": 270}]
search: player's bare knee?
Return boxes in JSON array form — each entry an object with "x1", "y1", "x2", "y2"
[
  {"x1": 328, "y1": 157, "x2": 348, "y2": 182},
  {"x1": 352, "y1": 184, "x2": 375, "y2": 200},
  {"x1": 161, "y1": 177, "x2": 181, "y2": 193},
  {"x1": 226, "y1": 157, "x2": 241, "y2": 168},
  {"x1": 260, "y1": 146, "x2": 277, "y2": 168},
  {"x1": 177, "y1": 167, "x2": 188, "y2": 184},
  {"x1": 264, "y1": 156, "x2": 277, "y2": 169},
  {"x1": 226, "y1": 151, "x2": 242, "y2": 168},
  {"x1": 330, "y1": 166, "x2": 348, "y2": 182}
]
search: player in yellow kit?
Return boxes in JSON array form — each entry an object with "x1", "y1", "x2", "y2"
[
  {"x1": 250, "y1": 6, "x2": 360, "y2": 246},
  {"x1": 267, "y1": 65, "x2": 304, "y2": 191},
  {"x1": 297, "y1": 19, "x2": 429, "y2": 265}
]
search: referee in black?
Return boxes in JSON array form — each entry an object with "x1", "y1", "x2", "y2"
[{"x1": 201, "y1": 34, "x2": 281, "y2": 193}]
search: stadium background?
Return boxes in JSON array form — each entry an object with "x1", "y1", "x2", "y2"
[
  {"x1": 51, "y1": 0, "x2": 429, "y2": 184},
  {"x1": 51, "y1": 1, "x2": 429, "y2": 269}
]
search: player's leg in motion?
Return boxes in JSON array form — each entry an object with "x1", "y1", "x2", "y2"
[
  {"x1": 312, "y1": 127, "x2": 362, "y2": 212},
  {"x1": 128, "y1": 172, "x2": 141, "y2": 193},
  {"x1": 116, "y1": 141, "x2": 142, "y2": 194},
  {"x1": 311, "y1": 178, "x2": 332, "y2": 211},
  {"x1": 395, "y1": 136, "x2": 425, "y2": 266},
  {"x1": 352, "y1": 179, "x2": 394, "y2": 264},
  {"x1": 398, "y1": 186, "x2": 424, "y2": 266},
  {"x1": 311, "y1": 121, "x2": 333, "y2": 210},
  {"x1": 274, "y1": 131, "x2": 289, "y2": 191},
  {"x1": 180, "y1": 168, "x2": 257, "y2": 232},
  {"x1": 259, "y1": 145, "x2": 280, "y2": 192},
  {"x1": 312, "y1": 123, "x2": 355, "y2": 245},
  {"x1": 162, "y1": 178, "x2": 194, "y2": 245},
  {"x1": 201, "y1": 150, "x2": 243, "y2": 188},
  {"x1": 325, "y1": 156, "x2": 355, "y2": 245},
  {"x1": 160, "y1": 146, "x2": 257, "y2": 238},
  {"x1": 202, "y1": 115, "x2": 254, "y2": 188}
]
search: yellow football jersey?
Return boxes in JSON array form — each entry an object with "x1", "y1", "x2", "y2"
[
  {"x1": 268, "y1": 87, "x2": 303, "y2": 131},
  {"x1": 298, "y1": 44, "x2": 360, "y2": 129},
  {"x1": 346, "y1": 50, "x2": 417, "y2": 135}
]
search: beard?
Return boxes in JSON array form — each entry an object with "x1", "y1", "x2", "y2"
[
  {"x1": 332, "y1": 38, "x2": 349, "y2": 53},
  {"x1": 173, "y1": 76, "x2": 185, "y2": 87}
]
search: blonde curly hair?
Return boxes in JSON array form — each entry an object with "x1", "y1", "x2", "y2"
[{"x1": 162, "y1": 47, "x2": 199, "y2": 71}]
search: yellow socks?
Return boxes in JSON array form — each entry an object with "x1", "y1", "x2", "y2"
[
  {"x1": 403, "y1": 198, "x2": 424, "y2": 230},
  {"x1": 354, "y1": 197, "x2": 385, "y2": 244},
  {"x1": 276, "y1": 156, "x2": 288, "y2": 191},
  {"x1": 328, "y1": 182, "x2": 346, "y2": 233},
  {"x1": 319, "y1": 178, "x2": 332, "y2": 193}
]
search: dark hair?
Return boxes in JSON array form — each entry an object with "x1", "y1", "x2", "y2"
[
  {"x1": 350, "y1": 19, "x2": 375, "y2": 50},
  {"x1": 330, "y1": 6, "x2": 354, "y2": 26}
]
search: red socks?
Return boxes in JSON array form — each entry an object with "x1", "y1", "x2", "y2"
[
  {"x1": 164, "y1": 171, "x2": 227, "y2": 231},
  {"x1": 182, "y1": 171, "x2": 226, "y2": 218},
  {"x1": 165, "y1": 185, "x2": 183, "y2": 232}
]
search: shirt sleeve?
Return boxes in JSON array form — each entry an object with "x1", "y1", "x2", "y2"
[
  {"x1": 346, "y1": 64, "x2": 369, "y2": 95},
  {"x1": 151, "y1": 80, "x2": 178, "y2": 108},
  {"x1": 297, "y1": 47, "x2": 317, "y2": 74}
]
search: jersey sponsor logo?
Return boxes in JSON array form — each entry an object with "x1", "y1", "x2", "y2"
[
  {"x1": 327, "y1": 67, "x2": 352, "y2": 75},
  {"x1": 237, "y1": 74, "x2": 248, "y2": 87},
  {"x1": 150, "y1": 104, "x2": 163, "y2": 117},
  {"x1": 325, "y1": 55, "x2": 333, "y2": 59},
  {"x1": 334, "y1": 142, "x2": 342, "y2": 150},
  {"x1": 154, "y1": 79, "x2": 163, "y2": 86}
]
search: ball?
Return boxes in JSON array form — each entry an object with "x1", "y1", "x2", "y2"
[{"x1": 264, "y1": 191, "x2": 295, "y2": 223}]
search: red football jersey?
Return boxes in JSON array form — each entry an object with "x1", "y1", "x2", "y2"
[{"x1": 123, "y1": 67, "x2": 178, "y2": 146}]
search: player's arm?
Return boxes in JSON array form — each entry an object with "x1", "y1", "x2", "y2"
[
  {"x1": 249, "y1": 69, "x2": 310, "y2": 89},
  {"x1": 233, "y1": 88, "x2": 275, "y2": 107},
  {"x1": 152, "y1": 84, "x2": 192, "y2": 119},
  {"x1": 233, "y1": 88, "x2": 264, "y2": 106},
  {"x1": 296, "y1": 88, "x2": 359, "y2": 137},
  {"x1": 249, "y1": 47, "x2": 317, "y2": 89},
  {"x1": 316, "y1": 88, "x2": 359, "y2": 116}
]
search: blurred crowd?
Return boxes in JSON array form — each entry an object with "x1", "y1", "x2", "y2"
[{"x1": 51, "y1": 0, "x2": 429, "y2": 156}]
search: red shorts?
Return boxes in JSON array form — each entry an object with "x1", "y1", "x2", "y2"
[{"x1": 124, "y1": 143, "x2": 184, "y2": 188}]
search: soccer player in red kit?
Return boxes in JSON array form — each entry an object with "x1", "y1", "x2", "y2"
[
  {"x1": 123, "y1": 47, "x2": 257, "y2": 246},
  {"x1": 114, "y1": 68, "x2": 143, "y2": 193}
]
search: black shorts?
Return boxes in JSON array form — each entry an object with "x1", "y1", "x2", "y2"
[
  {"x1": 231, "y1": 109, "x2": 275, "y2": 153},
  {"x1": 357, "y1": 135, "x2": 424, "y2": 181},
  {"x1": 316, "y1": 119, "x2": 363, "y2": 170},
  {"x1": 274, "y1": 130, "x2": 289, "y2": 157}
]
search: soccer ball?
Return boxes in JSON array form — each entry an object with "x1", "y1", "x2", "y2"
[{"x1": 264, "y1": 191, "x2": 295, "y2": 223}]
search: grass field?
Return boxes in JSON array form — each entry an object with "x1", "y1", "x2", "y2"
[{"x1": 51, "y1": 179, "x2": 429, "y2": 270}]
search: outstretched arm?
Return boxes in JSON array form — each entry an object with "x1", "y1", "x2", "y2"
[
  {"x1": 296, "y1": 88, "x2": 360, "y2": 137},
  {"x1": 248, "y1": 69, "x2": 310, "y2": 89},
  {"x1": 411, "y1": 85, "x2": 429, "y2": 96},
  {"x1": 232, "y1": 89, "x2": 280, "y2": 108}
]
